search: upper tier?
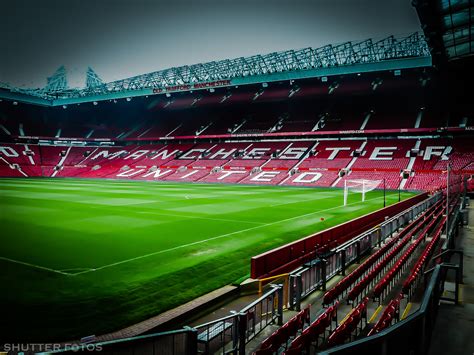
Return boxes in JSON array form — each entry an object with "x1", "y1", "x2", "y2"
[{"x1": 1, "y1": 69, "x2": 472, "y2": 142}]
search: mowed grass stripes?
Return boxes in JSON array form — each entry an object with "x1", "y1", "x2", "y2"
[{"x1": 0, "y1": 178, "x2": 415, "y2": 341}]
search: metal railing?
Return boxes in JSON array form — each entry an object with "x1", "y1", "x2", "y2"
[
  {"x1": 318, "y1": 264, "x2": 454, "y2": 355},
  {"x1": 288, "y1": 193, "x2": 440, "y2": 310},
  {"x1": 195, "y1": 314, "x2": 239, "y2": 355},
  {"x1": 192, "y1": 284, "x2": 284, "y2": 355},
  {"x1": 239, "y1": 285, "x2": 283, "y2": 344},
  {"x1": 43, "y1": 327, "x2": 198, "y2": 355},
  {"x1": 289, "y1": 260, "x2": 324, "y2": 311},
  {"x1": 318, "y1": 195, "x2": 465, "y2": 355},
  {"x1": 48, "y1": 285, "x2": 284, "y2": 355}
]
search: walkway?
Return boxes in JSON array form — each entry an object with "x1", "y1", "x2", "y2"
[{"x1": 428, "y1": 203, "x2": 474, "y2": 355}]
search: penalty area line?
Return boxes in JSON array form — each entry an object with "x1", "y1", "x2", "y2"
[
  {"x1": 0, "y1": 257, "x2": 73, "y2": 276},
  {"x1": 59, "y1": 267, "x2": 96, "y2": 273},
  {"x1": 0, "y1": 192, "x2": 403, "y2": 277},
  {"x1": 136, "y1": 211, "x2": 266, "y2": 225},
  {"x1": 73, "y1": 193, "x2": 400, "y2": 276}
]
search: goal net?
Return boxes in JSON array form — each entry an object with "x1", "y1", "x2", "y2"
[{"x1": 344, "y1": 179, "x2": 382, "y2": 206}]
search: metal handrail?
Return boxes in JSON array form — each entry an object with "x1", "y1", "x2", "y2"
[
  {"x1": 318, "y1": 265, "x2": 444, "y2": 354},
  {"x1": 335, "y1": 193, "x2": 439, "y2": 252},
  {"x1": 240, "y1": 287, "x2": 279, "y2": 313},
  {"x1": 194, "y1": 313, "x2": 238, "y2": 330}
]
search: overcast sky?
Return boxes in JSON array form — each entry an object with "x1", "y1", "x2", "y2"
[{"x1": 0, "y1": 0, "x2": 421, "y2": 88}]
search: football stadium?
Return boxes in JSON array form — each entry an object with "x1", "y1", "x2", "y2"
[{"x1": 0, "y1": 0, "x2": 473, "y2": 354}]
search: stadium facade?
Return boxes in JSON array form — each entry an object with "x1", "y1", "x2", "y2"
[{"x1": 0, "y1": 32, "x2": 471, "y2": 191}]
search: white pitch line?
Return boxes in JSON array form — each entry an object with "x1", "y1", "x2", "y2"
[
  {"x1": 60, "y1": 267, "x2": 95, "y2": 272},
  {"x1": 0, "y1": 178, "x2": 304, "y2": 191},
  {"x1": 0, "y1": 192, "x2": 404, "y2": 276},
  {"x1": 137, "y1": 211, "x2": 266, "y2": 225},
  {"x1": 269, "y1": 194, "x2": 335, "y2": 207},
  {"x1": 71, "y1": 193, "x2": 400, "y2": 276},
  {"x1": 0, "y1": 257, "x2": 72, "y2": 276}
]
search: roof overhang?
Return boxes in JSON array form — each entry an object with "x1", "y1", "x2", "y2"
[{"x1": 0, "y1": 33, "x2": 432, "y2": 107}]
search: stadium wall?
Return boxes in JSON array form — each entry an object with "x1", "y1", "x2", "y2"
[{"x1": 250, "y1": 192, "x2": 429, "y2": 278}]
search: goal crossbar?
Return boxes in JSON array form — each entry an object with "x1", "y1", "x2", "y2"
[{"x1": 344, "y1": 179, "x2": 382, "y2": 205}]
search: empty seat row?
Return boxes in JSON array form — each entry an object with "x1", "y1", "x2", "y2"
[
  {"x1": 371, "y1": 209, "x2": 443, "y2": 301},
  {"x1": 401, "y1": 218, "x2": 445, "y2": 296},
  {"x1": 322, "y1": 200, "x2": 442, "y2": 306},
  {"x1": 323, "y1": 236, "x2": 400, "y2": 305},
  {"x1": 254, "y1": 305, "x2": 310, "y2": 354},
  {"x1": 282, "y1": 302, "x2": 339, "y2": 354},
  {"x1": 326, "y1": 297, "x2": 369, "y2": 347},
  {"x1": 367, "y1": 293, "x2": 403, "y2": 336},
  {"x1": 345, "y1": 205, "x2": 444, "y2": 303}
]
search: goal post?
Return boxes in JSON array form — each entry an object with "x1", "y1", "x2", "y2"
[{"x1": 344, "y1": 179, "x2": 382, "y2": 206}]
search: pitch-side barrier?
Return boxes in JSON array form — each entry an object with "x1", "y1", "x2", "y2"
[
  {"x1": 288, "y1": 192, "x2": 441, "y2": 311},
  {"x1": 251, "y1": 193, "x2": 430, "y2": 279}
]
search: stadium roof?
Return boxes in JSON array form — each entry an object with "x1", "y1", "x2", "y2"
[
  {"x1": 0, "y1": 32, "x2": 431, "y2": 107},
  {"x1": 415, "y1": 0, "x2": 473, "y2": 62}
]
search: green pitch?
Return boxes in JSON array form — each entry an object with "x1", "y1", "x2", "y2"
[{"x1": 0, "y1": 178, "x2": 415, "y2": 341}]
